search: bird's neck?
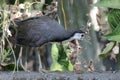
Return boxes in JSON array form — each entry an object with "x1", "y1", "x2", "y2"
[
  {"x1": 61, "y1": 37, "x2": 75, "y2": 44},
  {"x1": 61, "y1": 30, "x2": 77, "y2": 43}
]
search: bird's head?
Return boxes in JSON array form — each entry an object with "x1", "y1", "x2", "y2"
[
  {"x1": 62, "y1": 30, "x2": 85, "y2": 43},
  {"x1": 68, "y1": 31, "x2": 85, "y2": 50},
  {"x1": 72, "y1": 32, "x2": 85, "y2": 40},
  {"x1": 69, "y1": 29, "x2": 85, "y2": 41}
]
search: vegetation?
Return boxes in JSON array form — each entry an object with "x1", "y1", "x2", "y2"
[
  {"x1": 0, "y1": 0, "x2": 120, "y2": 72},
  {"x1": 0, "y1": 0, "x2": 45, "y2": 71},
  {"x1": 94, "y1": 0, "x2": 120, "y2": 69}
]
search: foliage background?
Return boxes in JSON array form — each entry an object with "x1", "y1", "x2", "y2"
[{"x1": 0, "y1": 0, "x2": 120, "y2": 72}]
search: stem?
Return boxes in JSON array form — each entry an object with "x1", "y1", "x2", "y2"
[{"x1": 5, "y1": 36, "x2": 16, "y2": 71}]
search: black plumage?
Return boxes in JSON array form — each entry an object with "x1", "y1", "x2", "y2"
[{"x1": 15, "y1": 16, "x2": 84, "y2": 47}]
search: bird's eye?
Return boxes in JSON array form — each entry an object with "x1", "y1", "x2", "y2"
[{"x1": 81, "y1": 34, "x2": 85, "y2": 37}]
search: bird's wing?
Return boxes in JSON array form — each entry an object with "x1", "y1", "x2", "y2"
[{"x1": 16, "y1": 16, "x2": 66, "y2": 46}]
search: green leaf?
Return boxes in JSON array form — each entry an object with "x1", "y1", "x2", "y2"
[
  {"x1": 94, "y1": 0, "x2": 120, "y2": 9},
  {"x1": 104, "y1": 23, "x2": 120, "y2": 42},
  {"x1": 50, "y1": 62, "x2": 63, "y2": 71},
  {"x1": 99, "y1": 42, "x2": 115, "y2": 59},
  {"x1": 108, "y1": 9, "x2": 120, "y2": 32},
  {"x1": 104, "y1": 9, "x2": 120, "y2": 42},
  {"x1": 51, "y1": 43, "x2": 59, "y2": 61},
  {"x1": 68, "y1": 61, "x2": 73, "y2": 71},
  {"x1": 2, "y1": 49, "x2": 12, "y2": 62},
  {"x1": 0, "y1": 0, "x2": 3, "y2": 7},
  {"x1": 50, "y1": 43, "x2": 73, "y2": 71},
  {"x1": 112, "y1": 23, "x2": 120, "y2": 34},
  {"x1": 105, "y1": 34, "x2": 120, "y2": 42}
]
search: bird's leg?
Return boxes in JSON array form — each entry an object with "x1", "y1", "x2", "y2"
[
  {"x1": 25, "y1": 47, "x2": 28, "y2": 70},
  {"x1": 16, "y1": 46, "x2": 23, "y2": 71},
  {"x1": 17, "y1": 46, "x2": 29, "y2": 71},
  {"x1": 33, "y1": 47, "x2": 42, "y2": 71},
  {"x1": 37, "y1": 49, "x2": 42, "y2": 71}
]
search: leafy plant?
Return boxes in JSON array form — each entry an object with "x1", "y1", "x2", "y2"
[
  {"x1": 0, "y1": 0, "x2": 45, "y2": 71},
  {"x1": 50, "y1": 43, "x2": 73, "y2": 71},
  {"x1": 94, "y1": 0, "x2": 120, "y2": 9},
  {"x1": 99, "y1": 42, "x2": 115, "y2": 59},
  {"x1": 1, "y1": 49, "x2": 12, "y2": 63},
  {"x1": 104, "y1": 9, "x2": 120, "y2": 42},
  {"x1": 94, "y1": 0, "x2": 120, "y2": 59}
]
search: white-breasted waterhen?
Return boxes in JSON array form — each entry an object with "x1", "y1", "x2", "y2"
[
  {"x1": 15, "y1": 16, "x2": 85, "y2": 46},
  {"x1": 14, "y1": 16, "x2": 85, "y2": 70}
]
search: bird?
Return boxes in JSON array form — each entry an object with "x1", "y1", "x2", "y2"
[{"x1": 15, "y1": 16, "x2": 85, "y2": 47}]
